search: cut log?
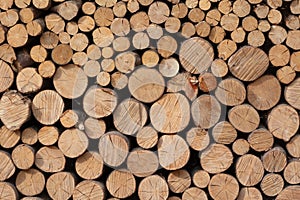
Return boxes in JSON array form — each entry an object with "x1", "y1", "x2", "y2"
[
  {"x1": 283, "y1": 160, "x2": 300, "y2": 184},
  {"x1": 11, "y1": 144, "x2": 34, "y2": 170},
  {"x1": 248, "y1": 30, "x2": 265, "y2": 47},
  {"x1": 150, "y1": 93, "x2": 190, "y2": 133},
  {"x1": 159, "y1": 58, "x2": 179, "y2": 78},
  {"x1": 102, "y1": 47, "x2": 114, "y2": 59},
  {"x1": 157, "y1": 35, "x2": 177, "y2": 58},
  {"x1": 186, "y1": 127, "x2": 210, "y2": 151},
  {"x1": 192, "y1": 169, "x2": 210, "y2": 188},
  {"x1": 45, "y1": 14, "x2": 65, "y2": 34},
  {"x1": 38, "y1": 126, "x2": 59, "y2": 146},
  {"x1": 269, "y1": 44, "x2": 290, "y2": 67},
  {"x1": 21, "y1": 127, "x2": 38, "y2": 145},
  {"x1": 212, "y1": 121, "x2": 237, "y2": 144},
  {"x1": 75, "y1": 151, "x2": 103, "y2": 180},
  {"x1": 32, "y1": 0, "x2": 51, "y2": 9},
  {"x1": 0, "y1": 91, "x2": 31, "y2": 130},
  {"x1": 0, "y1": 44, "x2": 16, "y2": 64},
  {"x1": 66, "y1": 21, "x2": 78, "y2": 35},
  {"x1": 101, "y1": 58, "x2": 115, "y2": 72},
  {"x1": 142, "y1": 50, "x2": 159, "y2": 68},
  {"x1": 38, "y1": 60, "x2": 56, "y2": 78},
  {"x1": 19, "y1": 7, "x2": 38, "y2": 23},
  {"x1": 217, "y1": 39, "x2": 237, "y2": 60},
  {"x1": 127, "y1": 0, "x2": 139, "y2": 13},
  {"x1": 111, "y1": 71, "x2": 128, "y2": 90},
  {"x1": 115, "y1": 51, "x2": 140, "y2": 73},
  {"x1": 16, "y1": 169, "x2": 45, "y2": 196},
  {"x1": 188, "y1": 8, "x2": 205, "y2": 23},
  {"x1": 0, "y1": 0, "x2": 13, "y2": 10},
  {"x1": 286, "y1": 134, "x2": 300, "y2": 158},
  {"x1": 73, "y1": 180, "x2": 105, "y2": 200},
  {"x1": 218, "y1": 0, "x2": 232, "y2": 14},
  {"x1": 268, "y1": 25, "x2": 287, "y2": 44},
  {"x1": 276, "y1": 186, "x2": 300, "y2": 200},
  {"x1": 40, "y1": 31, "x2": 59, "y2": 49},
  {"x1": 35, "y1": 146, "x2": 65, "y2": 173},
  {"x1": 46, "y1": 172, "x2": 75, "y2": 200},
  {"x1": 97, "y1": 71, "x2": 110, "y2": 87},
  {"x1": 195, "y1": 21, "x2": 211, "y2": 37},
  {"x1": 242, "y1": 16, "x2": 258, "y2": 32},
  {"x1": 182, "y1": 187, "x2": 207, "y2": 200},
  {"x1": 205, "y1": 9, "x2": 221, "y2": 26},
  {"x1": 113, "y1": 1, "x2": 126, "y2": 17},
  {"x1": 132, "y1": 32, "x2": 150, "y2": 50},
  {"x1": 70, "y1": 33, "x2": 89, "y2": 52},
  {"x1": 84, "y1": 117, "x2": 106, "y2": 139},
  {"x1": 138, "y1": 175, "x2": 169, "y2": 200},
  {"x1": 0, "y1": 150, "x2": 16, "y2": 181},
  {"x1": 86, "y1": 44, "x2": 101, "y2": 60},
  {"x1": 59, "y1": 109, "x2": 78, "y2": 128},
  {"x1": 113, "y1": 37, "x2": 130, "y2": 52},
  {"x1": 72, "y1": 52, "x2": 88, "y2": 66},
  {"x1": 285, "y1": 78, "x2": 300, "y2": 109},
  {"x1": 0, "y1": 126, "x2": 20, "y2": 148},
  {"x1": 127, "y1": 148, "x2": 159, "y2": 177},
  {"x1": 262, "y1": 147, "x2": 287, "y2": 172},
  {"x1": 94, "y1": 7, "x2": 114, "y2": 27},
  {"x1": 290, "y1": 51, "x2": 300, "y2": 71},
  {"x1": 83, "y1": 60, "x2": 101, "y2": 77},
  {"x1": 286, "y1": 30, "x2": 300, "y2": 50},
  {"x1": 136, "y1": 126, "x2": 158, "y2": 149},
  {"x1": 171, "y1": 3, "x2": 188, "y2": 18},
  {"x1": 286, "y1": 15, "x2": 300, "y2": 30},
  {"x1": 232, "y1": 139, "x2": 250, "y2": 155},
  {"x1": 7, "y1": 24, "x2": 28, "y2": 48},
  {"x1": 98, "y1": 131, "x2": 129, "y2": 167},
  {"x1": 52, "y1": 0, "x2": 81, "y2": 21},
  {"x1": 268, "y1": 9, "x2": 282, "y2": 24},
  {"x1": 199, "y1": 0, "x2": 211, "y2": 10},
  {"x1": 248, "y1": 128, "x2": 274, "y2": 152},
  {"x1": 17, "y1": 67, "x2": 43, "y2": 93},
  {"x1": 130, "y1": 11, "x2": 149, "y2": 32},
  {"x1": 209, "y1": 26, "x2": 226, "y2": 43},
  {"x1": 260, "y1": 173, "x2": 284, "y2": 197},
  {"x1": 0, "y1": 182, "x2": 18, "y2": 200},
  {"x1": 181, "y1": 22, "x2": 196, "y2": 38},
  {"x1": 157, "y1": 134, "x2": 190, "y2": 170},
  {"x1": 167, "y1": 169, "x2": 191, "y2": 193},
  {"x1": 106, "y1": 170, "x2": 136, "y2": 199},
  {"x1": 233, "y1": 0, "x2": 250, "y2": 17},
  {"x1": 231, "y1": 27, "x2": 246, "y2": 43},
  {"x1": 148, "y1": 2, "x2": 170, "y2": 24},
  {"x1": 147, "y1": 23, "x2": 163, "y2": 39},
  {"x1": 236, "y1": 154, "x2": 264, "y2": 186},
  {"x1": 208, "y1": 173, "x2": 239, "y2": 200},
  {"x1": 0, "y1": 9, "x2": 19, "y2": 27},
  {"x1": 237, "y1": 187, "x2": 263, "y2": 200},
  {"x1": 165, "y1": 17, "x2": 181, "y2": 33},
  {"x1": 26, "y1": 18, "x2": 45, "y2": 37},
  {"x1": 51, "y1": 44, "x2": 73, "y2": 65},
  {"x1": 210, "y1": 59, "x2": 228, "y2": 77}
]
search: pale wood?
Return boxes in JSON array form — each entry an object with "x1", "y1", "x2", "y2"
[
  {"x1": 158, "y1": 134, "x2": 190, "y2": 170},
  {"x1": 167, "y1": 170, "x2": 191, "y2": 193},
  {"x1": 218, "y1": 0, "x2": 232, "y2": 14},
  {"x1": 32, "y1": 90, "x2": 64, "y2": 125},
  {"x1": 59, "y1": 110, "x2": 78, "y2": 128},
  {"x1": 97, "y1": 71, "x2": 110, "y2": 87},
  {"x1": 112, "y1": 37, "x2": 130, "y2": 52},
  {"x1": 113, "y1": 1, "x2": 126, "y2": 17},
  {"x1": 138, "y1": 175, "x2": 169, "y2": 200},
  {"x1": 84, "y1": 60, "x2": 101, "y2": 77},
  {"x1": 0, "y1": 44, "x2": 16, "y2": 64},
  {"x1": 268, "y1": 9, "x2": 282, "y2": 24},
  {"x1": 127, "y1": 0, "x2": 139, "y2": 13},
  {"x1": 188, "y1": 8, "x2": 205, "y2": 23},
  {"x1": 7, "y1": 24, "x2": 28, "y2": 48},
  {"x1": 228, "y1": 45, "x2": 269, "y2": 81},
  {"x1": 136, "y1": 126, "x2": 158, "y2": 149},
  {"x1": 45, "y1": 13, "x2": 65, "y2": 34},
  {"x1": 262, "y1": 147, "x2": 287, "y2": 172},
  {"x1": 46, "y1": 172, "x2": 75, "y2": 200},
  {"x1": 284, "y1": 160, "x2": 300, "y2": 184},
  {"x1": 233, "y1": 0, "x2": 251, "y2": 17},
  {"x1": 0, "y1": 150, "x2": 16, "y2": 181},
  {"x1": 73, "y1": 180, "x2": 105, "y2": 200},
  {"x1": 58, "y1": 128, "x2": 88, "y2": 158},
  {"x1": 269, "y1": 25, "x2": 287, "y2": 44},
  {"x1": 237, "y1": 187, "x2": 263, "y2": 200},
  {"x1": 115, "y1": 51, "x2": 140, "y2": 73},
  {"x1": 199, "y1": 0, "x2": 211, "y2": 10},
  {"x1": 157, "y1": 35, "x2": 177, "y2": 58},
  {"x1": 180, "y1": 37, "x2": 214, "y2": 74},
  {"x1": 181, "y1": 22, "x2": 196, "y2": 38},
  {"x1": 102, "y1": 47, "x2": 114, "y2": 59},
  {"x1": 208, "y1": 173, "x2": 239, "y2": 200},
  {"x1": 0, "y1": 25, "x2": 5, "y2": 44},
  {"x1": 35, "y1": 146, "x2": 65, "y2": 173},
  {"x1": 148, "y1": 1, "x2": 169, "y2": 24},
  {"x1": 205, "y1": 9, "x2": 221, "y2": 26},
  {"x1": 127, "y1": 148, "x2": 159, "y2": 177},
  {"x1": 290, "y1": 51, "x2": 300, "y2": 71},
  {"x1": 95, "y1": 0, "x2": 116, "y2": 7},
  {"x1": 19, "y1": 8, "x2": 37, "y2": 23},
  {"x1": 32, "y1": 0, "x2": 51, "y2": 9},
  {"x1": 70, "y1": 33, "x2": 89, "y2": 52},
  {"x1": 86, "y1": 44, "x2": 101, "y2": 60},
  {"x1": 40, "y1": 31, "x2": 59, "y2": 49},
  {"x1": 111, "y1": 18, "x2": 130, "y2": 36},
  {"x1": 248, "y1": 128, "x2": 274, "y2": 152},
  {"x1": 82, "y1": 2, "x2": 96, "y2": 15},
  {"x1": 182, "y1": 187, "x2": 207, "y2": 200},
  {"x1": 209, "y1": 26, "x2": 226, "y2": 44},
  {"x1": 0, "y1": 0, "x2": 13, "y2": 10},
  {"x1": 111, "y1": 71, "x2": 128, "y2": 90},
  {"x1": 276, "y1": 186, "x2": 300, "y2": 200},
  {"x1": 267, "y1": 104, "x2": 299, "y2": 141},
  {"x1": 247, "y1": 75, "x2": 281, "y2": 110},
  {"x1": 210, "y1": 59, "x2": 228, "y2": 77},
  {"x1": 101, "y1": 58, "x2": 115, "y2": 72},
  {"x1": 193, "y1": 169, "x2": 210, "y2": 188},
  {"x1": 52, "y1": 0, "x2": 81, "y2": 21},
  {"x1": 0, "y1": 9, "x2": 19, "y2": 27},
  {"x1": 106, "y1": 170, "x2": 135, "y2": 198},
  {"x1": 98, "y1": 131, "x2": 129, "y2": 167},
  {"x1": 94, "y1": 7, "x2": 114, "y2": 26},
  {"x1": 261, "y1": 173, "x2": 284, "y2": 197},
  {"x1": 286, "y1": 134, "x2": 300, "y2": 158},
  {"x1": 212, "y1": 121, "x2": 237, "y2": 144},
  {"x1": 269, "y1": 44, "x2": 290, "y2": 67},
  {"x1": 21, "y1": 127, "x2": 38, "y2": 145},
  {"x1": 171, "y1": 3, "x2": 188, "y2": 18},
  {"x1": 51, "y1": 44, "x2": 73, "y2": 65},
  {"x1": 147, "y1": 23, "x2": 163, "y2": 39},
  {"x1": 236, "y1": 154, "x2": 264, "y2": 186},
  {"x1": 231, "y1": 27, "x2": 246, "y2": 43},
  {"x1": 130, "y1": 11, "x2": 149, "y2": 32},
  {"x1": 186, "y1": 127, "x2": 209, "y2": 151},
  {"x1": 75, "y1": 151, "x2": 103, "y2": 179},
  {"x1": 132, "y1": 32, "x2": 150, "y2": 50},
  {"x1": 220, "y1": 13, "x2": 239, "y2": 32},
  {"x1": 198, "y1": 72, "x2": 217, "y2": 92},
  {"x1": 26, "y1": 18, "x2": 45, "y2": 37},
  {"x1": 248, "y1": 30, "x2": 265, "y2": 47},
  {"x1": 242, "y1": 16, "x2": 258, "y2": 32},
  {"x1": 16, "y1": 67, "x2": 43, "y2": 94},
  {"x1": 254, "y1": 4, "x2": 270, "y2": 19},
  {"x1": 142, "y1": 50, "x2": 159, "y2": 68},
  {"x1": 217, "y1": 39, "x2": 237, "y2": 60},
  {"x1": 0, "y1": 182, "x2": 18, "y2": 200},
  {"x1": 84, "y1": 117, "x2": 106, "y2": 139},
  {"x1": 66, "y1": 21, "x2": 78, "y2": 35},
  {"x1": 277, "y1": 66, "x2": 296, "y2": 84},
  {"x1": 150, "y1": 93, "x2": 190, "y2": 133},
  {"x1": 286, "y1": 15, "x2": 300, "y2": 29},
  {"x1": 72, "y1": 52, "x2": 88, "y2": 66},
  {"x1": 0, "y1": 91, "x2": 31, "y2": 130},
  {"x1": 0, "y1": 126, "x2": 20, "y2": 148},
  {"x1": 38, "y1": 60, "x2": 56, "y2": 78},
  {"x1": 12, "y1": 144, "x2": 34, "y2": 170},
  {"x1": 232, "y1": 139, "x2": 250, "y2": 155},
  {"x1": 16, "y1": 169, "x2": 45, "y2": 196}
]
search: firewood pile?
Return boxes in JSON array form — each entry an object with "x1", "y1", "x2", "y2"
[{"x1": 0, "y1": 0, "x2": 300, "y2": 199}]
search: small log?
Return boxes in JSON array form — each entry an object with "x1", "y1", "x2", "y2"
[
  {"x1": 285, "y1": 78, "x2": 300, "y2": 109},
  {"x1": 247, "y1": 75, "x2": 281, "y2": 110},
  {"x1": 115, "y1": 51, "x2": 140, "y2": 73},
  {"x1": 167, "y1": 169, "x2": 191, "y2": 193},
  {"x1": 130, "y1": 11, "x2": 149, "y2": 32},
  {"x1": 51, "y1": 44, "x2": 73, "y2": 65},
  {"x1": 17, "y1": 67, "x2": 43, "y2": 93},
  {"x1": 286, "y1": 15, "x2": 300, "y2": 30},
  {"x1": 0, "y1": 9, "x2": 19, "y2": 27},
  {"x1": 19, "y1": 8, "x2": 38, "y2": 23},
  {"x1": 45, "y1": 14, "x2": 65, "y2": 34},
  {"x1": 15, "y1": 0, "x2": 32, "y2": 9},
  {"x1": 233, "y1": 0, "x2": 251, "y2": 17},
  {"x1": 78, "y1": 16, "x2": 95, "y2": 32},
  {"x1": 290, "y1": 51, "x2": 300, "y2": 71},
  {"x1": 212, "y1": 121, "x2": 237, "y2": 144},
  {"x1": 7, "y1": 24, "x2": 28, "y2": 48},
  {"x1": 228, "y1": 45, "x2": 269, "y2": 81},
  {"x1": 182, "y1": 187, "x2": 207, "y2": 200},
  {"x1": 188, "y1": 8, "x2": 205, "y2": 23},
  {"x1": 217, "y1": 39, "x2": 237, "y2": 60},
  {"x1": 269, "y1": 44, "x2": 290, "y2": 67},
  {"x1": 136, "y1": 126, "x2": 158, "y2": 149},
  {"x1": 0, "y1": 44, "x2": 16, "y2": 64},
  {"x1": 276, "y1": 186, "x2": 300, "y2": 200},
  {"x1": 97, "y1": 71, "x2": 110, "y2": 87},
  {"x1": 32, "y1": 0, "x2": 51, "y2": 9},
  {"x1": 142, "y1": 50, "x2": 159, "y2": 68},
  {"x1": 236, "y1": 154, "x2": 264, "y2": 186},
  {"x1": 254, "y1": 4, "x2": 269, "y2": 19},
  {"x1": 248, "y1": 30, "x2": 265, "y2": 47},
  {"x1": 35, "y1": 146, "x2": 65, "y2": 173},
  {"x1": 84, "y1": 117, "x2": 106, "y2": 139},
  {"x1": 248, "y1": 128, "x2": 274, "y2": 152},
  {"x1": 0, "y1": 26, "x2": 6, "y2": 45},
  {"x1": 102, "y1": 47, "x2": 114, "y2": 59},
  {"x1": 106, "y1": 170, "x2": 136, "y2": 199},
  {"x1": 58, "y1": 128, "x2": 88, "y2": 158},
  {"x1": 262, "y1": 147, "x2": 287, "y2": 172},
  {"x1": 21, "y1": 127, "x2": 38, "y2": 145},
  {"x1": 16, "y1": 169, "x2": 45, "y2": 196},
  {"x1": 0, "y1": 0, "x2": 13, "y2": 10},
  {"x1": 157, "y1": 35, "x2": 177, "y2": 58},
  {"x1": 98, "y1": 131, "x2": 129, "y2": 167},
  {"x1": 210, "y1": 59, "x2": 228, "y2": 77},
  {"x1": 73, "y1": 180, "x2": 105, "y2": 200},
  {"x1": 113, "y1": 37, "x2": 130, "y2": 52},
  {"x1": 127, "y1": 148, "x2": 159, "y2": 177},
  {"x1": 220, "y1": 13, "x2": 239, "y2": 32},
  {"x1": 101, "y1": 58, "x2": 115, "y2": 72},
  {"x1": 94, "y1": 7, "x2": 114, "y2": 26},
  {"x1": 38, "y1": 126, "x2": 59, "y2": 146},
  {"x1": 231, "y1": 27, "x2": 246, "y2": 43},
  {"x1": 181, "y1": 22, "x2": 196, "y2": 38},
  {"x1": 193, "y1": 170, "x2": 210, "y2": 188},
  {"x1": 75, "y1": 151, "x2": 104, "y2": 180},
  {"x1": 127, "y1": 0, "x2": 139, "y2": 13},
  {"x1": 113, "y1": 1, "x2": 126, "y2": 17},
  {"x1": 0, "y1": 126, "x2": 20, "y2": 148},
  {"x1": 72, "y1": 52, "x2": 88, "y2": 66},
  {"x1": 218, "y1": 0, "x2": 232, "y2": 14},
  {"x1": 60, "y1": 110, "x2": 78, "y2": 128},
  {"x1": 95, "y1": 0, "x2": 117, "y2": 7},
  {"x1": 242, "y1": 16, "x2": 258, "y2": 32},
  {"x1": 267, "y1": 104, "x2": 299, "y2": 141},
  {"x1": 111, "y1": 72, "x2": 128, "y2": 90},
  {"x1": 26, "y1": 19, "x2": 45, "y2": 37},
  {"x1": 209, "y1": 26, "x2": 226, "y2": 44},
  {"x1": 138, "y1": 175, "x2": 169, "y2": 200},
  {"x1": 228, "y1": 104, "x2": 260, "y2": 133},
  {"x1": 261, "y1": 173, "x2": 284, "y2": 197},
  {"x1": 0, "y1": 182, "x2": 18, "y2": 200},
  {"x1": 171, "y1": 3, "x2": 188, "y2": 18},
  {"x1": 40, "y1": 31, "x2": 59, "y2": 49},
  {"x1": 132, "y1": 32, "x2": 150, "y2": 50},
  {"x1": 52, "y1": 0, "x2": 81, "y2": 21},
  {"x1": 268, "y1": 25, "x2": 287, "y2": 44},
  {"x1": 83, "y1": 60, "x2": 101, "y2": 77},
  {"x1": 0, "y1": 91, "x2": 31, "y2": 130},
  {"x1": 208, "y1": 173, "x2": 239, "y2": 200},
  {"x1": 0, "y1": 151, "x2": 15, "y2": 181},
  {"x1": 86, "y1": 44, "x2": 101, "y2": 60},
  {"x1": 147, "y1": 23, "x2": 163, "y2": 39},
  {"x1": 150, "y1": 93, "x2": 190, "y2": 133},
  {"x1": 38, "y1": 60, "x2": 56, "y2": 78},
  {"x1": 180, "y1": 37, "x2": 214, "y2": 74},
  {"x1": 46, "y1": 172, "x2": 75, "y2": 200},
  {"x1": 232, "y1": 139, "x2": 250, "y2": 155},
  {"x1": 268, "y1": 9, "x2": 282, "y2": 24},
  {"x1": 199, "y1": 0, "x2": 211, "y2": 11},
  {"x1": 66, "y1": 21, "x2": 78, "y2": 35},
  {"x1": 158, "y1": 135, "x2": 190, "y2": 170},
  {"x1": 284, "y1": 160, "x2": 300, "y2": 184},
  {"x1": 237, "y1": 187, "x2": 263, "y2": 200},
  {"x1": 11, "y1": 144, "x2": 34, "y2": 170},
  {"x1": 148, "y1": 2, "x2": 170, "y2": 24},
  {"x1": 70, "y1": 33, "x2": 89, "y2": 52},
  {"x1": 198, "y1": 72, "x2": 217, "y2": 92},
  {"x1": 165, "y1": 17, "x2": 181, "y2": 33},
  {"x1": 286, "y1": 134, "x2": 300, "y2": 158},
  {"x1": 186, "y1": 127, "x2": 210, "y2": 151}
]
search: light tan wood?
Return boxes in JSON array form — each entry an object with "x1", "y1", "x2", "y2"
[
  {"x1": 217, "y1": 39, "x2": 237, "y2": 60},
  {"x1": 45, "y1": 13, "x2": 65, "y2": 34},
  {"x1": 284, "y1": 160, "x2": 300, "y2": 184},
  {"x1": 220, "y1": 13, "x2": 239, "y2": 32},
  {"x1": 157, "y1": 35, "x2": 177, "y2": 58},
  {"x1": 110, "y1": 18, "x2": 130, "y2": 36},
  {"x1": 228, "y1": 46, "x2": 269, "y2": 81},
  {"x1": 32, "y1": 0, "x2": 51, "y2": 9},
  {"x1": 182, "y1": 187, "x2": 207, "y2": 200},
  {"x1": 12, "y1": 144, "x2": 34, "y2": 170},
  {"x1": 237, "y1": 187, "x2": 263, "y2": 200},
  {"x1": 147, "y1": 23, "x2": 163, "y2": 39},
  {"x1": 232, "y1": 139, "x2": 250, "y2": 155},
  {"x1": 268, "y1": 9, "x2": 282, "y2": 24},
  {"x1": 209, "y1": 26, "x2": 226, "y2": 44},
  {"x1": 290, "y1": 51, "x2": 300, "y2": 71},
  {"x1": 181, "y1": 22, "x2": 196, "y2": 38},
  {"x1": 0, "y1": 44, "x2": 16, "y2": 64},
  {"x1": 142, "y1": 50, "x2": 159, "y2": 68},
  {"x1": 73, "y1": 180, "x2": 105, "y2": 200},
  {"x1": 277, "y1": 66, "x2": 296, "y2": 84},
  {"x1": 248, "y1": 128, "x2": 274, "y2": 152},
  {"x1": 115, "y1": 51, "x2": 140, "y2": 73},
  {"x1": 132, "y1": 32, "x2": 150, "y2": 50},
  {"x1": 286, "y1": 15, "x2": 300, "y2": 29},
  {"x1": 38, "y1": 126, "x2": 59, "y2": 146},
  {"x1": 138, "y1": 175, "x2": 169, "y2": 200},
  {"x1": 210, "y1": 59, "x2": 228, "y2": 77},
  {"x1": 0, "y1": 9, "x2": 19, "y2": 27},
  {"x1": 16, "y1": 169, "x2": 45, "y2": 196},
  {"x1": 84, "y1": 117, "x2": 106, "y2": 139},
  {"x1": 21, "y1": 127, "x2": 38, "y2": 145},
  {"x1": 148, "y1": 1, "x2": 169, "y2": 24},
  {"x1": 130, "y1": 11, "x2": 149, "y2": 32},
  {"x1": 198, "y1": 72, "x2": 217, "y2": 92},
  {"x1": 7, "y1": 24, "x2": 28, "y2": 48},
  {"x1": 127, "y1": 149, "x2": 159, "y2": 177},
  {"x1": 75, "y1": 151, "x2": 103, "y2": 180},
  {"x1": 0, "y1": 182, "x2": 18, "y2": 200},
  {"x1": 0, "y1": 126, "x2": 20, "y2": 148},
  {"x1": 113, "y1": 36, "x2": 130, "y2": 52},
  {"x1": 269, "y1": 44, "x2": 290, "y2": 67},
  {"x1": 101, "y1": 58, "x2": 115, "y2": 72},
  {"x1": 26, "y1": 18, "x2": 45, "y2": 37},
  {"x1": 40, "y1": 31, "x2": 59, "y2": 49},
  {"x1": 262, "y1": 147, "x2": 287, "y2": 172},
  {"x1": 242, "y1": 16, "x2": 258, "y2": 32},
  {"x1": 231, "y1": 27, "x2": 246, "y2": 43},
  {"x1": 193, "y1": 170, "x2": 210, "y2": 188},
  {"x1": 98, "y1": 131, "x2": 129, "y2": 167},
  {"x1": 0, "y1": 26, "x2": 6, "y2": 45},
  {"x1": 97, "y1": 71, "x2": 110, "y2": 87},
  {"x1": 136, "y1": 126, "x2": 158, "y2": 149},
  {"x1": 218, "y1": 0, "x2": 232, "y2": 14},
  {"x1": 158, "y1": 134, "x2": 190, "y2": 170},
  {"x1": 188, "y1": 8, "x2": 205, "y2": 23},
  {"x1": 51, "y1": 44, "x2": 73, "y2": 65},
  {"x1": 82, "y1": 2, "x2": 96, "y2": 15},
  {"x1": 0, "y1": 150, "x2": 16, "y2": 181},
  {"x1": 276, "y1": 186, "x2": 300, "y2": 200},
  {"x1": 186, "y1": 127, "x2": 209, "y2": 151},
  {"x1": 287, "y1": 134, "x2": 300, "y2": 158},
  {"x1": 208, "y1": 173, "x2": 239, "y2": 200},
  {"x1": 38, "y1": 60, "x2": 56, "y2": 78},
  {"x1": 83, "y1": 60, "x2": 101, "y2": 77},
  {"x1": 180, "y1": 37, "x2": 214, "y2": 74},
  {"x1": 17, "y1": 67, "x2": 43, "y2": 93},
  {"x1": 0, "y1": 91, "x2": 31, "y2": 130},
  {"x1": 285, "y1": 77, "x2": 300, "y2": 108},
  {"x1": 269, "y1": 25, "x2": 287, "y2": 44},
  {"x1": 72, "y1": 52, "x2": 88, "y2": 66},
  {"x1": 261, "y1": 173, "x2": 284, "y2": 197},
  {"x1": 52, "y1": 0, "x2": 81, "y2": 21},
  {"x1": 66, "y1": 21, "x2": 78, "y2": 35},
  {"x1": 254, "y1": 4, "x2": 269, "y2": 18},
  {"x1": 0, "y1": 0, "x2": 13, "y2": 10},
  {"x1": 212, "y1": 121, "x2": 237, "y2": 144},
  {"x1": 102, "y1": 47, "x2": 114, "y2": 59},
  {"x1": 233, "y1": 0, "x2": 251, "y2": 17},
  {"x1": 46, "y1": 172, "x2": 75, "y2": 200},
  {"x1": 35, "y1": 146, "x2": 65, "y2": 173},
  {"x1": 199, "y1": 0, "x2": 211, "y2": 11},
  {"x1": 59, "y1": 110, "x2": 78, "y2": 128},
  {"x1": 113, "y1": 1, "x2": 126, "y2": 17},
  {"x1": 94, "y1": 7, "x2": 114, "y2": 26},
  {"x1": 150, "y1": 93, "x2": 190, "y2": 133},
  {"x1": 86, "y1": 44, "x2": 101, "y2": 60},
  {"x1": 205, "y1": 9, "x2": 220, "y2": 26},
  {"x1": 111, "y1": 71, "x2": 128, "y2": 90},
  {"x1": 70, "y1": 33, "x2": 89, "y2": 52},
  {"x1": 267, "y1": 104, "x2": 299, "y2": 141},
  {"x1": 19, "y1": 7, "x2": 37, "y2": 23},
  {"x1": 127, "y1": 0, "x2": 139, "y2": 13},
  {"x1": 247, "y1": 30, "x2": 265, "y2": 47},
  {"x1": 167, "y1": 170, "x2": 191, "y2": 193}
]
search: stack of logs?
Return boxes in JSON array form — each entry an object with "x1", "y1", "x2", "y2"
[{"x1": 1, "y1": 0, "x2": 300, "y2": 199}]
